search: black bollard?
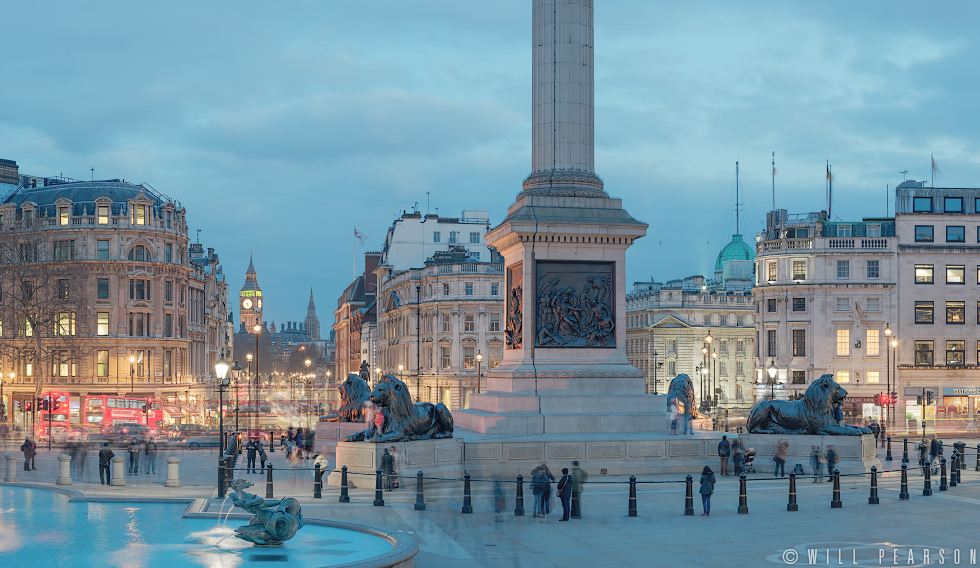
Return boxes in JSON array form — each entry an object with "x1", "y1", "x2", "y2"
[
  {"x1": 939, "y1": 458, "x2": 947, "y2": 492},
  {"x1": 830, "y1": 469, "x2": 842, "y2": 508},
  {"x1": 949, "y1": 453, "x2": 957, "y2": 487},
  {"x1": 737, "y1": 473, "x2": 748, "y2": 514},
  {"x1": 886, "y1": 436, "x2": 893, "y2": 462},
  {"x1": 313, "y1": 462, "x2": 323, "y2": 498},
  {"x1": 684, "y1": 475, "x2": 694, "y2": 516},
  {"x1": 266, "y1": 463, "x2": 274, "y2": 499},
  {"x1": 923, "y1": 461, "x2": 933, "y2": 496},
  {"x1": 903, "y1": 437, "x2": 909, "y2": 465},
  {"x1": 976, "y1": 444, "x2": 980, "y2": 472},
  {"x1": 269, "y1": 431, "x2": 275, "y2": 452},
  {"x1": 374, "y1": 468, "x2": 385, "y2": 506},
  {"x1": 868, "y1": 466, "x2": 879, "y2": 505},
  {"x1": 415, "y1": 471, "x2": 425, "y2": 511},
  {"x1": 628, "y1": 475, "x2": 637, "y2": 517},
  {"x1": 787, "y1": 472, "x2": 798, "y2": 512},
  {"x1": 339, "y1": 465, "x2": 350, "y2": 503},
  {"x1": 899, "y1": 463, "x2": 910, "y2": 500},
  {"x1": 217, "y1": 456, "x2": 226, "y2": 499},
  {"x1": 514, "y1": 474, "x2": 525, "y2": 516},
  {"x1": 461, "y1": 472, "x2": 473, "y2": 514}
]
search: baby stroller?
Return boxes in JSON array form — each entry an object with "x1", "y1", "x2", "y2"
[{"x1": 742, "y1": 448, "x2": 757, "y2": 474}]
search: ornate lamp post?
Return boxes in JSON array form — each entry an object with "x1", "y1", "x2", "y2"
[
  {"x1": 129, "y1": 355, "x2": 136, "y2": 396},
  {"x1": 214, "y1": 355, "x2": 230, "y2": 453},
  {"x1": 701, "y1": 346, "x2": 708, "y2": 403},
  {"x1": 884, "y1": 324, "x2": 892, "y2": 425},
  {"x1": 766, "y1": 359, "x2": 778, "y2": 400},
  {"x1": 711, "y1": 350, "x2": 719, "y2": 409},
  {"x1": 891, "y1": 336, "x2": 898, "y2": 428},
  {"x1": 231, "y1": 361, "x2": 242, "y2": 437},
  {"x1": 305, "y1": 359, "x2": 312, "y2": 428},
  {"x1": 475, "y1": 353, "x2": 483, "y2": 394}
]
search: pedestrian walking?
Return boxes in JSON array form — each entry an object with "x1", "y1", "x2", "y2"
[
  {"x1": 717, "y1": 436, "x2": 731, "y2": 476},
  {"x1": 257, "y1": 440, "x2": 267, "y2": 471},
  {"x1": 731, "y1": 437, "x2": 745, "y2": 476},
  {"x1": 127, "y1": 439, "x2": 140, "y2": 474},
  {"x1": 531, "y1": 466, "x2": 545, "y2": 518},
  {"x1": 870, "y1": 420, "x2": 880, "y2": 445},
  {"x1": 810, "y1": 446, "x2": 824, "y2": 483},
  {"x1": 557, "y1": 467, "x2": 573, "y2": 521},
  {"x1": 493, "y1": 481, "x2": 506, "y2": 523},
  {"x1": 826, "y1": 445, "x2": 838, "y2": 480},
  {"x1": 773, "y1": 439, "x2": 789, "y2": 477},
  {"x1": 20, "y1": 437, "x2": 36, "y2": 471},
  {"x1": 295, "y1": 429, "x2": 305, "y2": 460},
  {"x1": 304, "y1": 430, "x2": 315, "y2": 461},
  {"x1": 246, "y1": 439, "x2": 258, "y2": 473},
  {"x1": 381, "y1": 448, "x2": 395, "y2": 492},
  {"x1": 144, "y1": 438, "x2": 158, "y2": 474},
  {"x1": 98, "y1": 442, "x2": 114, "y2": 485},
  {"x1": 570, "y1": 460, "x2": 588, "y2": 519},
  {"x1": 540, "y1": 464, "x2": 555, "y2": 518},
  {"x1": 918, "y1": 437, "x2": 928, "y2": 475},
  {"x1": 389, "y1": 446, "x2": 400, "y2": 489},
  {"x1": 929, "y1": 435, "x2": 939, "y2": 463},
  {"x1": 879, "y1": 422, "x2": 886, "y2": 448},
  {"x1": 699, "y1": 466, "x2": 716, "y2": 516}
]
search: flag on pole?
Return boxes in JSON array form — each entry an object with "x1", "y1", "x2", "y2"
[
  {"x1": 931, "y1": 154, "x2": 941, "y2": 181},
  {"x1": 826, "y1": 162, "x2": 833, "y2": 218},
  {"x1": 353, "y1": 227, "x2": 366, "y2": 246}
]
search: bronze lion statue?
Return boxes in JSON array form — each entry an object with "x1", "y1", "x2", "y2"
[
  {"x1": 344, "y1": 374, "x2": 454, "y2": 442},
  {"x1": 667, "y1": 373, "x2": 700, "y2": 420},
  {"x1": 748, "y1": 374, "x2": 871, "y2": 435},
  {"x1": 324, "y1": 373, "x2": 371, "y2": 422}
]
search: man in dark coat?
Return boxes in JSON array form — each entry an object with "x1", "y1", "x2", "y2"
[
  {"x1": 556, "y1": 467, "x2": 573, "y2": 521},
  {"x1": 571, "y1": 460, "x2": 588, "y2": 519},
  {"x1": 20, "y1": 438, "x2": 36, "y2": 471},
  {"x1": 99, "y1": 443, "x2": 115, "y2": 485},
  {"x1": 246, "y1": 439, "x2": 258, "y2": 473},
  {"x1": 381, "y1": 448, "x2": 395, "y2": 492}
]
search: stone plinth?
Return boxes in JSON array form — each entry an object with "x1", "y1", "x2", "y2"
[
  {"x1": 4, "y1": 455, "x2": 17, "y2": 482},
  {"x1": 57, "y1": 454, "x2": 72, "y2": 485},
  {"x1": 165, "y1": 457, "x2": 181, "y2": 487},
  {"x1": 328, "y1": 438, "x2": 464, "y2": 488},
  {"x1": 110, "y1": 457, "x2": 126, "y2": 486},
  {"x1": 738, "y1": 433, "x2": 881, "y2": 475},
  {"x1": 315, "y1": 421, "x2": 367, "y2": 460}
]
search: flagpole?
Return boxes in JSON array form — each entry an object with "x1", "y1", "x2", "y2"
[
  {"x1": 931, "y1": 153, "x2": 934, "y2": 187},
  {"x1": 771, "y1": 152, "x2": 775, "y2": 211}
]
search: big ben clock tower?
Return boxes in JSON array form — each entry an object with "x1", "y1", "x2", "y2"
[{"x1": 240, "y1": 254, "x2": 263, "y2": 329}]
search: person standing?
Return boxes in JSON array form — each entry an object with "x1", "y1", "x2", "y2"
[
  {"x1": 870, "y1": 420, "x2": 880, "y2": 445},
  {"x1": 20, "y1": 437, "x2": 36, "y2": 471},
  {"x1": 717, "y1": 436, "x2": 731, "y2": 476},
  {"x1": 530, "y1": 466, "x2": 545, "y2": 518},
  {"x1": 98, "y1": 442, "x2": 114, "y2": 485},
  {"x1": 556, "y1": 467, "x2": 573, "y2": 521},
  {"x1": 699, "y1": 466, "x2": 716, "y2": 516},
  {"x1": 144, "y1": 438, "x2": 158, "y2": 475},
  {"x1": 810, "y1": 446, "x2": 824, "y2": 483},
  {"x1": 826, "y1": 445, "x2": 838, "y2": 481},
  {"x1": 540, "y1": 464, "x2": 556, "y2": 520},
  {"x1": 389, "y1": 446, "x2": 400, "y2": 489},
  {"x1": 773, "y1": 439, "x2": 788, "y2": 477},
  {"x1": 570, "y1": 460, "x2": 588, "y2": 519},
  {"x1": 295, "y1": 429, "x2": 305, "y2": 460},
  {"x1": 879, "y1": 422, "x2": 887, "y2": 448},
  {"x1": 304, "y1": 430, "x2": 315, "y2": 461},
  {"x1": 731, "y1": 437, "x2": 745, "y2": 476},
  {"x1": 257, "y1": 440, "x2": 268, "y2": 471},
  {"x1": 127, "y1": 439, "x2": 140, "y2": 475},
  {"x1": 246, "y1": 439, "x2": 257, "y2": 473},
  {"x1": 380, "y1": 448, "x2": 395, "y2": 492}
]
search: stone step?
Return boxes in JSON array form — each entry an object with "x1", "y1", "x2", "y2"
[
  {"x1": 454, "y1": 408, "x2": 671, "y2": 435},
  {"x1": 467, "y1": 392, "x2": 667, "y2": 415}
]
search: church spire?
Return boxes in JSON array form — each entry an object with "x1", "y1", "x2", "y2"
[
  {"x1": 246, "y1": 252, "x2": 257, "y2": 275},
  {"x1": 305, "y1": 288, "x2": 320, "y2": 340}
]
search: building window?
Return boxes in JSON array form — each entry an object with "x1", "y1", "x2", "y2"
[
  {"x1": 766, "y1": 299, "x2": 776, "y2": 313},
  {"x1": 53, "y1": 240, "x2": 76, "y2": 260},
  {"x1": 165, "y1": 281, "x2": 172, "y2": 302},
  {"x1": 792, "y1": 370, "x2": 806, "y2": 384},
  {"x1": 128, "y1": 245, "x2": 150, "y2": 262},
  {"x1": 719, "y1": 340, "x2": 728, "y2": 355},
  {"x1": 736, "y1": 340, "x2": 745, "y2": 355},
  {"x1": 915, "y1": 301, "x2": 934, "y2": 324},
  {"x1": 441, "y1": 314, "x2": 450, "y2": 332},
  {"x1": 735, "y1": 360, "x2": 745, "y2": 377},
  {"x1": 164, "y1": 350, "x2": 172, "y2": 378},
  {"x1": 836, "y1": 329, "x2": 850, "y2": 357},
  {"x1": 836, "y1": 371, "x2": 850, "y2": 384},
  {"x1": 946, "y1": 340, "x2": 966, "y2": 366},
  {"x1": 165, "y1": 243, "x2": 172, "y2": 263},
  {"x1": 433, "y1": 232, "x2": 441, "y2": 243},
  {"x1": 97, "y1": 350, "x2": 109, "y2": 378},
  {"x1": 867, "y1": 329, "x2": 880, "y2": 357},
  {"x1": 129, "y1": 279, "x2": 150, "y2": 300},
  {"x1": 668, "y1": 361, "x2": 676, "y2": 376},
  {"x1": 97, "y1": 312, "x2": 109, "y2": 336},
  {"x1": 837, "y1": 225, "x2": 852, "y2": 237},
  {"x1": 55, "y1": 312, "x2": 76, "y2": 336},
  {"x1": 131, "y1": 204, "x2": 147, "y2": 225},
  {"x1": 164, "y1": 313, "x2": 172, "y2": 337},
  {"x1": 836, "y1": 261, "x2": 850, "y2": 279},
  {"x1": 867, "y1": 260, "x2": 879, "y2": 279},
  {"x1": 914, "y1": 340, "x2": 934, "y2": 366},
  {"x1": 58, "y1": 279, "x2": 70, "y2": 300},
  {"x1": 867, "y1": 224, "x2": 881, "y2": 237},
  {"x1": 97, "y1": 239, "x2": 109, "y2": 260},
  {"x1": 449, "y1": 232, "x2": 458, "y2": 244},
  {"x1": 464, "y1": 312, "x2": 475, "y2": 332},
  {"x1": 719, "y1": 361, "x2": 728, "y2": 377},
  {"x1": 913, "y1": 197, "x2": 932, "y2": 213},
  {"x1": 52, "y1": 351, "x2": 76, "y2": 377},
  {"x1": 947, "y1": 265, "x2": 965, "y2": 284},
  {"x1": 792, "y1": 261, "x2": 806, "y2": 280},
  {"x1": 835, "y1": 297, "x2": 850, "y2": 312},
  {"x1": 866, "y1": 370, "x2": 880, "y2": 384},
  {"x1": 914, "y1": 225, "x2": 934, "y2": 242},
  {"x1": 792, "y1": 297, "x2": 806, "y2": 312},
  {"x1": 947, "y1": 226, "x2": 966, "y2": 243},
  {"x1": 792, "y1": 329, "x2": 805, "y2": 357},
  {"x1": 491, "y1": 283, "x2": 499, "y2": 296},
  {"x1": 442, "y1": 283, "x2": 450, "y2": 296},
  {"x1": 441, "y1": 346, "x2": 451, "y2": 369},
  {"x1": 767, "y1": 262, "x2": 776, "y2": 281},
  {"x1": 59, "y1": 206, "x2": 70, "y2": 225},
  {"x1": 915, "y1": 265, "x2": 934, "y2": 284},
  {"x1": 469, "y1": 232, "x2": 480, "y2": 244},
  {"x1": 945, "y1": 197, "x2": 964, "y2": 213},
  {"x1": 489, "y1": 343, "x2": 502, "y2": 368},
  {"x1": 463, "y1": 346, "x2": 475, "y2": 369},
  {"x1": 866, "y1": 297, "x2": 880, "y2": 312},
  {"x1": 489, "y1": 312, "x2": 500, "y2": 332},
  {"x1": 97, "y1": 205, "x2": 109, "y2": 225},
  {"x1": 946, "y1": 301, "x2": 966, "y2": 324},
  {"x1": 767, "y1": 329, "x2": 776, "y2": 358},
  {"x1": 464, "y1": 282, "x2": 473, "y2": 296}
]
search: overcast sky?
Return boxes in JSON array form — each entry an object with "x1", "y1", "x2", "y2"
[{"x1": 4, "y1": 2, "x2": 980, "y2": 327}]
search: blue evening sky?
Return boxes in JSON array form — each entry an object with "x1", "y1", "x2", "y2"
[{"x1": 3, "y1": 2, "x2": 979, "y2": 324}]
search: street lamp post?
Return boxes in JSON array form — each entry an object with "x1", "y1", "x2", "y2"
[
  {"x1": 767, "y1": 359, "x2": 778, "y2": 400},
  {"x1": 475, "y1": 353, "x2": 483, "y2": 394},
  {"x1": 701, "y1": 346, "x2": 708, "y2": 403},
  {"x1": 231, "y1": 361, "x2": 242, "y2": 438},
  {"x1": 884, "y1": 324, "x2": 892, "y2": 426},
  {"x1": 214, "y1": 355, "x2": 230, "y2": 497},
  {"x1": 246, "y1": 353, "x2": 253, "y2": 432},
  {"x1": 891, "y1": 337, "x2": 898, "y2": 429},
  {"x1": 652, "y1": 351, "x2": 659, "y2": 395},
  {"x1": 711, "y1": 350, "x2": 718, "y2": 410},
  {"x1": 305, "y1": 359, "x2": 312, "y2": 429},
  {"x1": 129, "y1": 355, "x2": 135, "y2": 396}
]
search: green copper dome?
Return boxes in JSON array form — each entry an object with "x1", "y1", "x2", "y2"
[{"x1": 715, "y1": 234, "x2": 754, "y2": 271}]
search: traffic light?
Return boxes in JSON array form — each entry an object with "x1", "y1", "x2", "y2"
[
  {"x1": 15, "y1": 400, "x2": 22, "y2": 412},
  {"x1": 874, "y1": 393, "x2": 883, "y2": 406},
  {"x1": 891, "y1": 392, "x2": 898, "y2": 404},
  {"x1": 52, "y1": 400, "x2": 60, "y2": 411},
  {"x1": 926, "y1": 391, "x2": 934, "y2": 405},
  {"x1": 24, "y1": 401, "x2": 32, "y2": 412},
  {"x1": 916, "y1": 394, "x2": 923, "y2": 405}
]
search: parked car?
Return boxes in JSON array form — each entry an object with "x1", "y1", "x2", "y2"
[
  {"x1": 100, "y1": 424, "x2": 153, "y2": 446},
  {"x1": 181, "y1": 434, "x2": 222, "y2": 449},
  {"x1": 165, "y1": 424, "x2": 206, "y2": 439}
]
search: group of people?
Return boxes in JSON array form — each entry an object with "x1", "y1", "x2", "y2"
[
  {"x1": 716, "y1": 435, "x2": 748, "y2": 476},
  {"x1": 864, "y1": 419, "x2": 887, "y2": 448},
  {"x1": 125, "y1": 437, "x2": 159, "y2": 475},
  {"x1": 917, "y1": 435, "x2": 943, "y2": 474},
  {"x1": 279, "y1": 427, "x2": 316, "y2": 462},
  {"x1": 530, "y1": 461, "x2": 588, "y2": 522}
]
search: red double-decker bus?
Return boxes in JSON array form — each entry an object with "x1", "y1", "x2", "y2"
[
  {"x1": 36, "y1": 391, "x2": 70, "y2": 441},
  {"x1": 85, "y1": 395, "x2": 163, "y2": 428}
]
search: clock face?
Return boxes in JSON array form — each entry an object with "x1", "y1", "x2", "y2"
[
  {"x1": 256, "y1": 299, "x2": 263, "y2": 309},
  {"x1": 242, "y1": 298, "x2": 253, "y2": 310}
]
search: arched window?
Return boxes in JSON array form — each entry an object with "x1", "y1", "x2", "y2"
[{"x1": 128, "y1": 245, "x2": 151, "y2": 262}]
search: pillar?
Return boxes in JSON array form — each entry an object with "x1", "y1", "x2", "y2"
[
  {"x1": 165, "y1": 457, "x2": 181, "y2": 487},
  {"x1": 57, "y1": 454, "x2": 72, "y2": 485},
  {"x1": 110, "y1": 457, "x2": 126, "y2": 486},
  {"x1": 3, "y1": 455, "x2": 18, "y2": 482}
]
